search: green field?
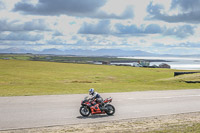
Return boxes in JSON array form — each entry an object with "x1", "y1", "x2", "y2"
[{"x1": 0, "y1": 59, "x2": 199, "y2": 96}]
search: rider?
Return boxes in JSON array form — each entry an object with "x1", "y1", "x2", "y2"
[{"x1": 89, "y1": 88, "x2": 104, "y2": 108}]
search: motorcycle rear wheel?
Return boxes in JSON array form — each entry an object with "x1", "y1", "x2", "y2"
[
  {"x1": 80, "y1": 106, "x2": 90, "y2": 117},
  {"x1": 105, "y1": 104, "x2": 115, "y2": 115}
]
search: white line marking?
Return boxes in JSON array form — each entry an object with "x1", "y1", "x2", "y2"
[{"x1": 127, "y1": 95, "x2": 200, "y2": 100}]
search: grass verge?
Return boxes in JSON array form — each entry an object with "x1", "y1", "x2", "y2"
[{"x1": 0, "y1": 59, "x2": 199, "y2": 96}]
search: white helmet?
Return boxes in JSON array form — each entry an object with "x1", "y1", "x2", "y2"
[{"x1": 89, "y1": 88, "x2": 94, "y2": 95}]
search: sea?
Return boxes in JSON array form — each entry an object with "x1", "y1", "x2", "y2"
[{"x1": 117, "y1": 57, "x2": 200, "y2": 70}]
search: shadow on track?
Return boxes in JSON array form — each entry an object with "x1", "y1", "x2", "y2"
[{"x1": 77, "y1": 114, "x2": 114, "y2": 119}]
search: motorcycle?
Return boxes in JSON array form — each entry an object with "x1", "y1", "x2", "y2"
[{"x1": 80, "y1": 96, "x2": 115, "y2": 117}]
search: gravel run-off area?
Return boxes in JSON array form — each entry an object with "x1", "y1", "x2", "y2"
[{"x1": 1, "y1": 112, "x2": 200, "y2": 133}]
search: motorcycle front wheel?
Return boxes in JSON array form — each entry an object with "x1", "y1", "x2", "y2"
[
  {"x1": 105, "y1": 104, "x2": 115, "y2": 115},
  {"x1": 80, "y1": 106, "x2": 91, "y2": 117}
]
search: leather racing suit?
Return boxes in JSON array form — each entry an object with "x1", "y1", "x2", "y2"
[{"x1": 90, "y1": 92, "x2": 104, "y2": 107}]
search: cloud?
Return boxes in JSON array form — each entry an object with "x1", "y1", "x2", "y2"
[
  {"x1": 0, "y1": 19, "x2": 50, "y2": 32},
  {"x1": 115, "y1": 23, "x2": 162, "y2": 35},
  {"x1": 115, "y1": 23, "x2": 194, "y2": 38},
  {"x1": 23, "y1": 19, "x2": 50, "y2": 31},
  {"x1": 79, "y1": 21, "x2": 195, "y2": 38},
  {"x1": 78, "y1": 20, "x2": 111, "y2": 34},
  {"x1": 146, "y1": 1, "x2": 200, "y2": 23},
  {"x1": 13, "y1": 0, "x2": 133, "y2": 19},
  {"x1": 0, "y1": 1, "x2": 5, "y2": 10},
  {"x1": 170, "y1": 0, "x2": 200, "y2": 11},
  {"x1": 163, "y1": 25, "x2": 195, "y2": 38},
  {"x1": 178, "y1": 42, "x2": 200, "y2": 48},
  {"x1": 94, "y1": 6, "x2": 134, "y2": 19},
  {"x1": 53, "y1": 31, "x2": 63, "y2": 36},
  {"x1": 14, "y1": 0, "x2": 106, "y2": 15},
  {"x1": 115, "y1": 24, "x2": 142, "y2": 35},
  {"x1": 0, "y1": 0, "x2": 199, "y2": 55},
  {"x1": 150, "y1": 42, "x2": 200, "y2": 55},
  {"x1": 0, "y1": 32, "x2": 43, "y2": 41},
  {"x1": 154, "y1": 42, "x2": 200, "y2": 48},
  {"x1": 143, "y1": 24, "x2": 162, "y2": 34}
]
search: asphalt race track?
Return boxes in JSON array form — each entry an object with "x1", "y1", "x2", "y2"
[{"x1": 1, "y1": 89, "x2": 200, "y2": 130}]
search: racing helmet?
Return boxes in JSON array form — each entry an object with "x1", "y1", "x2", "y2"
[{"x1": 89, "y1": 88, "x2": 94, "y2": 95}]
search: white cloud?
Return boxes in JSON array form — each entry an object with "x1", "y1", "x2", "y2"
[{"x1": 0, "y1": 0, "x2": 200, "y2": 55}]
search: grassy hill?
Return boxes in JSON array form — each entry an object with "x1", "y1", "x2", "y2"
[{"x1": 0, "y1": 59, "x2": 199, "y2": 96}]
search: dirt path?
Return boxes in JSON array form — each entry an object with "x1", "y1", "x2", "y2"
[{"x1": 1, "y1": 112, "x2": 200, "y2": 133}]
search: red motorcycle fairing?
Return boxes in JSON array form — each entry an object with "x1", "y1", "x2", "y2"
[
  {"x1": 90, "y1": 104, "x2": 101, "y2": 114},
  {"x1": 81, "y1": 99, "x2": 105, "y2": 114},
  {"x1": 80, "y1": 96, "x2": 115, "y2": 117},
  {"x1": 104, "y1": 97, "x2": 112, "y2": 103}
]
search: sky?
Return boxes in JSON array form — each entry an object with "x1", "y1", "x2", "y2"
[{"x1": 0, "y1": 0, "x2": 200, "y2": 55}]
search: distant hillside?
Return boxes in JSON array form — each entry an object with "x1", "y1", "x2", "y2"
[
  {"x1": 1, "y1": 48, "x2": 200, "y2": 57},
  {"x1": 0, "y1": 48, "x2": 155, "y2": 56},
  {"x1": 39, "y1": 48, "x2": 154, "y2": 56}
]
